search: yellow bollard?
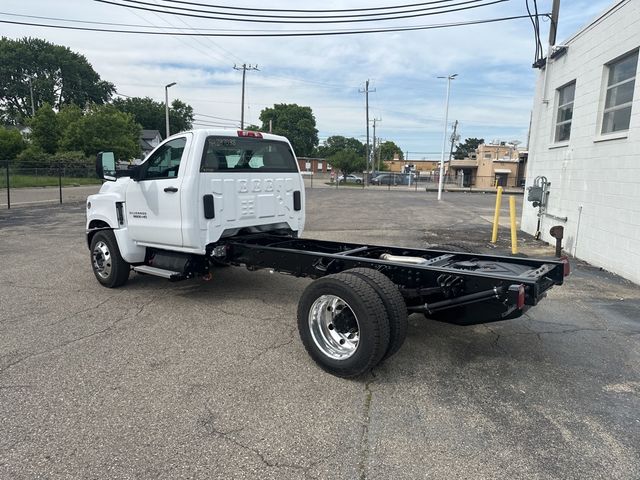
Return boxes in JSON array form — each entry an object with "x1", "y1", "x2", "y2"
[
  {"x1": 491, "y1": 187, "x2": 503, "y2": 243},
  {"x1": 509, "y1": 195, "x2": 518, "y2": 254}
]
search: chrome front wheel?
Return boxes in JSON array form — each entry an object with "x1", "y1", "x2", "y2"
[
  {"x1": 92, "y1": 240, "x2": 112, "y2": 280},
  {"x1": 89, "y1": 230, "x2": 130, "y2": 288}
]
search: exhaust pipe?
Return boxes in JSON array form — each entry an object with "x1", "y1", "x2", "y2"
[{"x1": 379, "y1": 253, "x2": 428, "y2": 265}]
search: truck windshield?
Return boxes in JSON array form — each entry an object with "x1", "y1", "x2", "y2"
[{"x1": 200, "y1": 136, "x2": 298, "y2": 173}]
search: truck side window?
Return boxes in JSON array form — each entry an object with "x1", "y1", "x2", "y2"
[{"x1": 142, "y1": 137, "x2": 187, "y2": 180}]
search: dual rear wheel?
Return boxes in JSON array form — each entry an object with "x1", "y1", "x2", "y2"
[{"x1": 297, "y1": 269, "x2": 408, "y2": 378}]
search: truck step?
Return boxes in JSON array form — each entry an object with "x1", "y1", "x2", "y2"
[{"x1": 133, "y1": 265, "x2": 184, "y2": 280}]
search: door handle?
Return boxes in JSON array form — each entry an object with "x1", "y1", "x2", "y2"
[{"x1": 164, "y1": 186, "x2": 178, "y2": 193}]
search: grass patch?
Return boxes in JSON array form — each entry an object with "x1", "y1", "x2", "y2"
[
  {"x1": 0, "y1": 174, "x2": 102, "y2": 189},
  {"x1": 325, "y1": 182, "x2": 366, "y2": 188}
]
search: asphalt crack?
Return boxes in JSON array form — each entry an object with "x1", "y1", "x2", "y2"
[
  {"x1": 248, "y1": 325, "x2": 297, "y2": 366},
  {"x1": 0, "y1": 296, "x2": 157, "y2": 377},
  {"x1": 199, "y1": 405, "x2": 334, "y2": 477},
  {"x1": 358, "y1": 371, "x2": 376, "y2": 480}
]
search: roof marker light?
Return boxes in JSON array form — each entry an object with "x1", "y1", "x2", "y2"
[{"x1": 238, "y1": 130, "x2": 263, "y2": 138}]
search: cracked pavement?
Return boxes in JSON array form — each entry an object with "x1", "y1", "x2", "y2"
[{"x1": 1, "y1": 189, "x2": 639, "y2": 479}]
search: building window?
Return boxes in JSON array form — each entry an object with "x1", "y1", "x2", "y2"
[
  {"x1": 601, "y1": 50, "x2": 638, "y2": 134},
  {"x1": 555, "y1": 81, "x2": 575, "y2": 142},
  {"x1": 484, "y1": 153, "x2": 492, "y2": 159}
]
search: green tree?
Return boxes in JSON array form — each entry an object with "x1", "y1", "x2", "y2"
[
  {"x1": 259, "y1": 104, "x2": 318, "y2": 156},
  {"x1": 0, "y1": 37, "x2": 114, "y2": 124},
  {"x1": 15, "y1": 146, "x2": 51, "y2": 169},
  {"x1": 30, "y1": 103, "x2": 58, "y2": 154},
  {"x1": 61, "y1": 105, "x2": 141, "y2": 160},
  {"x1": 169, "y1": 99, "x2": 194, "y2": 135},
  {"x1": 377, "y1": 140, "x2": 404, "y2": 161},
  {"x1": 328, "y1": 149, "x2": 366, "y2": 182},
  {"x1": 453, "y1": 137, "x2": 484, "y2": 160},
  {"x1": 0, "y1": 127, "x2": 26, "y2": 161},
  {"x1": 57, "y1": 104, "x2": 84, "y2": 138},
  {"x1": 112, "y1": 96, "x2": 194, "y2": 138},
  {"x1": 316, "y1": 136, "x2": 365, "y2": 158}
]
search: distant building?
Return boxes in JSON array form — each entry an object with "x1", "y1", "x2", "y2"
[
  {"x1": 139, "y1": 130, "x2": 162, "y2": 158},
  {"x1": 385, "y1": 154, "x2": 440, "y2": 175},
  {"x1": 522, "y1": 0, "x2": 640, "y2": 284},
  {"x1": 297, "y1": 157, "x2": 331, "y2": 174},
  {"x1": 450, "y1": 142, "x2": 527, "y2": 188}
]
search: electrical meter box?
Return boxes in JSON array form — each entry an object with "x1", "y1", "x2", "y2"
[{"x1": 528, "y1": 186, "x2": 544, "y2": 203}]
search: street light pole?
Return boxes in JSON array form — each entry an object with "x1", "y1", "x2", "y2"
[
  {"x1": 437, "y1": 74, "x2": 457, "y2": 201},
  {"x1": 165, "y1": 82, "x2": 176, "y2": 139}
]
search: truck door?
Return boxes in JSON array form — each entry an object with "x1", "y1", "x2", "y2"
[{"x1": 125, "y1": 134, "x2": 192, "y2": 247}]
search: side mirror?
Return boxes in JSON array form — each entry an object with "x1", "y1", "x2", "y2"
[
  {"x1": 96, "y1": 152, "x2": 116, "y2": 181},
  {"x1": 129, "y1": 165, "x2": 141, "y2": 181}
]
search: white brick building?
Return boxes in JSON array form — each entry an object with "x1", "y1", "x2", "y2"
[{"x1": 522, "y1": 0, "x2": 640, "y2": 284}]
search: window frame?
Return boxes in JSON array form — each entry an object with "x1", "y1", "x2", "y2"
[
  {"x1": 138, "y1": 136, "x2": 188, "y2": 181},
  {"x1": 600, "y1": 49, "x2": 638, "y2": 136},
  {"x1": 553, "y1": 80, "x2": 576, "y2": 143}
]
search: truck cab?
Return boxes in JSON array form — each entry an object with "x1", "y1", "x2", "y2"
[{"x1": 87, "y1": 129, "x2": 305, "y2": 266}]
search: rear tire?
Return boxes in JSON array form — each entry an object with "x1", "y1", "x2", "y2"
[
  {"x1": 90, "y1": 230, "x2": 130, "y2": 288},
  {"x1": 343, "y1": 268, "x2": 408, "y2": 361},
  {"x1": 297, "y1": 273, "x2": 390, "y2": 378}
]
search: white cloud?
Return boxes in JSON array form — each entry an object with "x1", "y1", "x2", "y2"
[{"x1": 2, "y1": 0, "x2": 613, "y2": 152}]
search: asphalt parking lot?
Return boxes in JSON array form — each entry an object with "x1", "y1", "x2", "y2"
[{"x1": 1, "y1": 189, "x2": 639, "y2": 479}]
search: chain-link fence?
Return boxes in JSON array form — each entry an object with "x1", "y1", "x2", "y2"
[
  {"x1": 1, "y1": 161, "x2": 102, "y2": 209},
  {"x1": 302, "y1": 171, "x2": 525, "y2": 192}
]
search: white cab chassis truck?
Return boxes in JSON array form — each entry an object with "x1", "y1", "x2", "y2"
[{"x1": 87, "y1": 129, "x2": 569, "y2": 377}]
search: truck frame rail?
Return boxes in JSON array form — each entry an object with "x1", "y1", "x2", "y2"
[{"x1": 222, "y1": 234, "x2": 567, "y2": 325}]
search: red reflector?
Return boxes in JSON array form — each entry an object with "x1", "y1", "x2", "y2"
[
  {"x1": 517, "y1": 285, "x2": 525, "y2": 309},
  {"x1": 237, "y1": 130, "x2": 263, "y2": 138},
  {"x1": 560, "y1": 256, "x2": 571, "y2": 277}
]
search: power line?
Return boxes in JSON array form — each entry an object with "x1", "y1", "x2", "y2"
[
  {"x1": 145, "y1": 0, "x2": 243, "y2": 63},
  {"x1": 121, "y1": 2, "x2": 230, "y2": 65},
  {"x1": 0, "y1": 14, "x2": 549, "y2": 37},
  {"x1": 194, "y1": 112, "x2": 241, "y2": 122},
  {"x1": 156, "y1": 0, "x2": 465, "y2": 14},
  {"x1": 108, "y1": 0, "x2": 496, "y2": 21},
  {"x1": 95, "y1": 0, "x2": 510, "y2": 24}
]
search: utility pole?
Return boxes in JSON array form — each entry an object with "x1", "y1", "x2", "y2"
[
  {"x1": 359, "y1": 80, "x2": 376, "y2": 172},
  {"x1": 542, "y1": 0, "x2": 561, "y2": 103},
  {"x1": 448, "y1": 120, "x2": 459, "y2": 163},
  {"x1": 28, "y1": 77, "x2": 35, "y2": 116},
  {"x1": 372, "y1": 117, "x2": 381, "y2": 173},
  {"x1": 437, "y1": 74, "x2": 457, "y2": 201},
  {"x1": 549, "y1": 0, "x2": 561, "y2": 46},
  {"x1": 234, "y1": 64, "x2": 259, "y2": 129}
]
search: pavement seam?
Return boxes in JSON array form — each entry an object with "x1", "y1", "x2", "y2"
[{"x1": 358, "y1": 370, "x2": 376, "y2": 480}]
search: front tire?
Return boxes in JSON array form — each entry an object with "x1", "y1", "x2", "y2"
[
  {"x1": 90, "y1": 230, "x2": 130, "y2": 288},
  {"x1": 297, "y1": 273, "x2": 390, "y2": 378}
]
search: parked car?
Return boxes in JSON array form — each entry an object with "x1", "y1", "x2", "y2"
[
  {"x1": 338, "y1": 174, "x2": 363, "y2": 184},
  {"x1": 370, "y1": 173, "x2": 399, "y2": 185}
]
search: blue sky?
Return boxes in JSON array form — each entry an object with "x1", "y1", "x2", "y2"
[{"x1": 2, "y1": 0, "x2": 614, "y2": 158}]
